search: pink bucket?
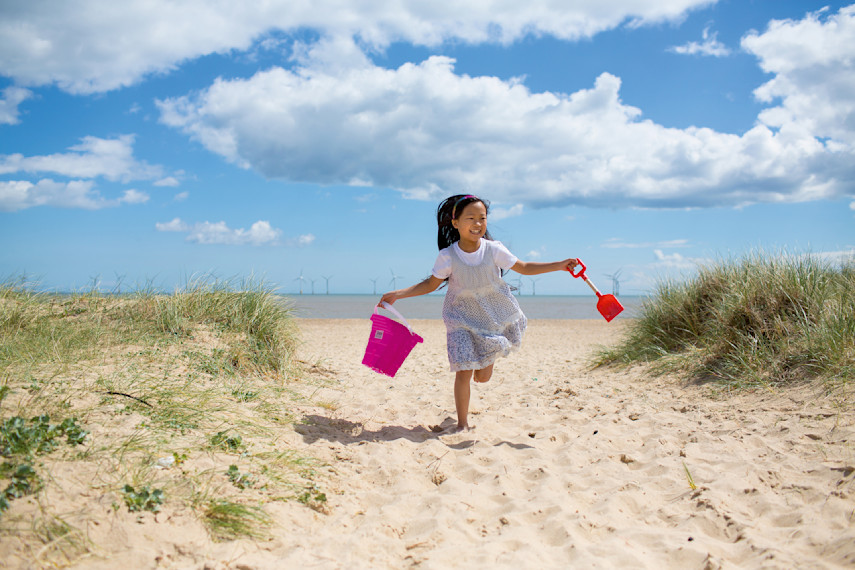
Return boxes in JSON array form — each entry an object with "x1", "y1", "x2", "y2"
[{"x1": 362, "y1": 302, "x2": 424, "y2": 377}]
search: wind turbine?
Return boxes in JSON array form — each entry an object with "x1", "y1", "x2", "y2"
[
  {"x1": 604, "y1": 269, "x2": 623, "y2": 296},
  {"x1": 369, "y1": 277, "x2": 379, "y2": 295},
  {"x1": 510, "y1": 276, "x2": 523, "y2": 296},
  {"x1": 389, "y1": 269, "x2": 404, "y2": 289},
  {"x1": 294, "y1": 271, "x2": 306, "y2": 295},
  {"x1": 309, "y1": 278, "x2": 317, "y2": 295},
  {"x1": 322, "y1": 275, "x2": 333, "y2": 295},
  {"x1": 529, "y1": 277, "x2": 541, "y2": 296}
]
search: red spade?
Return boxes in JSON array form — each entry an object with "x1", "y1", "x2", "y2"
[{"x1": 568, "y1": 259, "x2": 624, "y2": 322}]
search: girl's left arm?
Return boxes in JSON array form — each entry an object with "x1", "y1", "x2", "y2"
[{"x1": 511, "y1": 258, "x2": 578, "y2": 276}]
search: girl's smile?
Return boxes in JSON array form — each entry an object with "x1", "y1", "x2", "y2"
[{"x1": 452, "y1": 201, "x2": 488, "y2": 252}]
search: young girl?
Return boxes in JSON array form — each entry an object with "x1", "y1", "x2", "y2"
[{"x1": 380, "y1": 194, "x2": 578, "y2": 433}]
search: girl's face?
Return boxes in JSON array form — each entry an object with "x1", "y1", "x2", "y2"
[{"x1": 452, "y1": 200, "x2": 488, "y2": 248}]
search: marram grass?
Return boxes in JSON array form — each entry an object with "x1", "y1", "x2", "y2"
[
  {"x1": 596, "y1": 252, "x2": 855, "y2": 388},
  {"x1": 0, "y1": 278, "x2": 330, "y2": 562}
]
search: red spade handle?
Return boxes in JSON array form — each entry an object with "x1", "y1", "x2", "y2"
[{"x1": 567, "y1": 258, "x2": 602, "y2": 297}]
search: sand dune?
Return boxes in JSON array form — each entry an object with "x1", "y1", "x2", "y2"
[
  {"x1": 15, "y1": 317, "x2": 849, "y2": 569},
  {"x1": 239, "y1": 318, "x2": 854, "y2": 569}
]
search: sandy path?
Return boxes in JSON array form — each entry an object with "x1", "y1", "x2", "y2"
[{"x1": 233, "y1": 318, "x2": 853, "y2": 569}]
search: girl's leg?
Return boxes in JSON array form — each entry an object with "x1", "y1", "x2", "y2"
[
  {"x1": 454, "y1": 370, "x2": 473, "y2": 429},
  {"x1": 473, "y1": 364, "x2": 494, "y2": 383}
]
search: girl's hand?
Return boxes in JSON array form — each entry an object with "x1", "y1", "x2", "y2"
[
  {"x1": 378, "y1": 276, "x2": 443, "y2": 306},
  {"x1": 378, "y1": 291, "x2": 399, "y2": 307},
  {"x1": 563, "y1": 258, "x2": 579, "y2": 272}
]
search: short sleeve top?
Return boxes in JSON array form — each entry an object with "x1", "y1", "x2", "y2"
[{"x1": 431, "y1": 239, "x2": 518, "y2": 280}]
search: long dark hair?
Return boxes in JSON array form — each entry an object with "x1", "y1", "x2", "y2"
[{"x1": 436, "y1": 194, "x2": 493, "y2": 251}]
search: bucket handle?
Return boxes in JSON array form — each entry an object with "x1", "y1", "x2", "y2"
[{"x1": 375, "y1": 301, "x2": 417, "y2": 335}]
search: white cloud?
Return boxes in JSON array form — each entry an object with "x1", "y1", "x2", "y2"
[
  {"x1": 0, "y1": 1, "x2": 716, "y2": 94},
  {"x1": 525, "y1": 246, "x2": 546, "y2": 260},
  {"x1": 850, "y1": 200, "x2": 855, "y2": 211},
  {"x1": 157, "y1": 35, "x2": 854, "y2": 209},
  {"x1": 0, "y1": 179, "x2": 147, "y2": 212},
  {"x1": 652, "y1": 249, "x2": 709, "y2": 269},
  {"x1": 119, "y1": 189, "x2": 149, "y2": 204},
  {"x1": 156, "y1": 218, "x2": 296, "y2": 246},
  {"x1": 155, "y1": 217, "x2": 189, "y2": 232},
  {"x1": 0, "y1": 135, "x2": 161, "y2": 211},
  {"x1": 0, "y1": 135, "x2": 162, "y2": 182},
  {"x1": 190, "y1": 220, "x2": 280, "y2": 246},
  {"x1": 806, "y1": 249, "x2": 855, "y2": 265},
  {"x1": 603, "y1": 238, "x2": 690, "y2": 248},
  {"x1": 0, "y1": 86, "x2": 32, "y2": 125},
  {"x1": 154, "y1": 176, "x2": 180, "y2": 187},
  {"x1": 174, "y1": 191, "x2": 189, "y2": 202},
  {"x1": 742, "y1": 5, "x2": 855, "y2": 147},
  {"x1": 669, "y1": 25, "x2": 730, "y2": 57},
  {"x1": 290, "y1": 233, "x2": 316, "y2": 247},
  {"x1": 490, "y1": 204, "x2": 524, "y2": 221}
]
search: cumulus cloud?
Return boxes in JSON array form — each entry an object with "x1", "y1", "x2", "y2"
[
  {"x1": 743, "y1": 5, "x2": 855, "y2": 147},
  {"x1": 0, "y1": 0, "x2": 715, "y2": 94},
  {"x1": 0, "y1": 86, "x2": 32, "y2": 124},
  {"x1": 154, "y1": 176, "x2": 180, "y2": 187},
  {"x1": 155, "y1": 217, "x2": 189, "y2": 232},
  {"x1": 291, "y1": 233, "x2": 316, "y2": 246},
  {"x1": 807, "y1": 249, "x2": 855, "y2": 265},
  {"x1": 652, "y1": 249, "x2": 709, "y2": 269},
  {"x1": 0, "y1": 135, "x2": 162, "y2": 210},
  {"x1": 669, "y1": 25, "x2": 730, "y2": 57},
  {"x1": 119, "y1": 189, "x2": 150, "y2": 204},
  {"x1": 0, "y1": 179, "x2": 148, "y2": 212},
  {"x1": 157, "y1": 30, "x2": 854, "y2": 209},
  {"x1": 187, "y1": 221, "x2": 281, "y2": 245},
  {"x1": 0, "y1": 135, "x2": 162, "y2": 182},
  {"x1": 155, "y1": 217, "x2": 311, "y2": 246},
  {"x1": 525, "y1": 246, "x2": 546, "y2": 260},
  {"x1": 490, "y1": 204, "x2": 524, "y2": 221}
]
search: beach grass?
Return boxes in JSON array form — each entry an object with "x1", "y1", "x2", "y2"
[
  {"x1": 0, "y1": 278, "x2": 329, "y2": 564},
  {"x1": 596, "y1": 252, "x2": 855, "y2": 388}
]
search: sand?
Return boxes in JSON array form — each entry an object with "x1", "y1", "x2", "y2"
[
  {"x1": 5, "y1": 318, "x2": 852, "y2": 569},
  {"x1": 250, "y1": 318, "x2": 853, "y2": 569}
]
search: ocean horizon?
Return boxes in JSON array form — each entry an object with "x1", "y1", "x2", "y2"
[{"x1": 283, "y1": 294, "x2": 647, "y2": 320}]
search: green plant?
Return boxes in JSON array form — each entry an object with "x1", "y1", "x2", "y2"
[
  {"x1": 683, "y1": 462, "x2": 697, "y2": 490},
  {"x1": 231, "y1": 388, "x2": 258, "y2": 402},
  {"x1": 0, "y1": 415, "x2": 88, "y2": 459},
  {"x1": 121, "y1": 484, "x2": 164, "y2": 513},
  {"x1": 203, "y1": 500, "x2": 271, "y2": 541},
  {"x1": 297, "y1": 483, "x2": 328, "y2": 512},
  {"x1": 0, "y1": 278, "x2": 318, "y2": 553},
  {"x1": 226, "y1": 465, "x2": 254, "y2": 489},
  {"x1": 211, "y1": 430, "x2": 243, "y2": 452},
  {"x1": 0, "y1": 463, "x2": 39, "y2": 513},
  {"x1": 596, "y1": 252, "x2": 855, "y2": 387}
]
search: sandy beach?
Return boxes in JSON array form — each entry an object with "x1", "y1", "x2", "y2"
[
  {"x1": 229, "y1": 317, "x2": 853, "y2": 569},
  {"x1": 2, "y1": 316, "x2": 852, "y2": 569}
]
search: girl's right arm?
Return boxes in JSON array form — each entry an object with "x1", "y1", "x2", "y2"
[{"x1": 379, "y1": 275, "x2": 444, "y2": 306}]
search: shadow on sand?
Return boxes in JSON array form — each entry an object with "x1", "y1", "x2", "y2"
[{"x1": 295, "y1": 414, "x2": 533, "y2": 451}]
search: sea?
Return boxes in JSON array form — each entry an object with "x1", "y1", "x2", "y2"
[{"x1": 283, "y1": 294, "x2": 647, "y2": 320}]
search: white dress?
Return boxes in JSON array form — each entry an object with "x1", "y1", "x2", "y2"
[{"x1": 436, "y1": 240, "x2": 527, "y2": 371}]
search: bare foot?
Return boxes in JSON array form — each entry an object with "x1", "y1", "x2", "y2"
[{"x1": 440, "y1": 424, "x2": 474, "y2": 435}]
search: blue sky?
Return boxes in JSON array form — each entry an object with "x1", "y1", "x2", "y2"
[{"x1": 1, "y1": 1, "x2": 853, "y2": 296}]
